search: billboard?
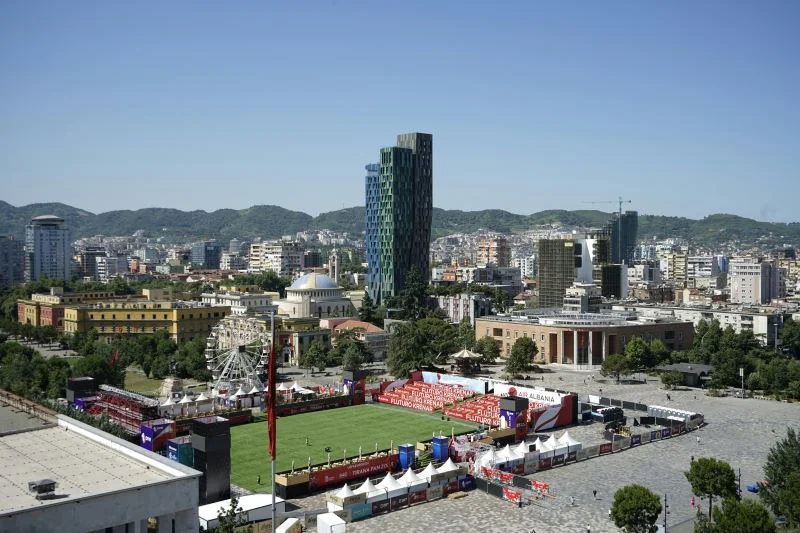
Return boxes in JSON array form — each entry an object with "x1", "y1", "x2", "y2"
[
  {"x1": 140, "y1": 419, "x2": 176, "y2": 452},
  {"x1": 531, "y1": 394, "x2": 577, "y2": 432},
  {"x1": 308, "y1": 454, "x2": 399, "y2": 490},
  {"x1": 492, "y1": 384, "x2": 564, "y2": 405}
]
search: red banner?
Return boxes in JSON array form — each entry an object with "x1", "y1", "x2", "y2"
[
  {"x1": 599, "y1": 442, "x2": 613, "y2": 455},
  {"x1": 531, "y1": 480, "x2": 550, "y2": 492},
  {"x1": 503, "y1": 487, "x2": 521, "y2": 504},
  {"x1": 499, "y1": 471, "x2": 514, "y2": 483},
  {"x1": 308, "y1": 454, "x2": 399, "y2": 490},
  {"x1": 481, "y1": 466, "x2": 493, "y2": 479},
  {"x1": 267, "y1": 320, "x2": 277, "y2": 460}
]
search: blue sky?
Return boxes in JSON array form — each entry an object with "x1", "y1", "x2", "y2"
[{"x1": 1, "y1": 2, "x2": 798, "y2": 222}]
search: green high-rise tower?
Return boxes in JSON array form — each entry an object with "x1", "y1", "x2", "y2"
[{"x1": 366, "y1": 132, "x2": 433, "y2": 306}]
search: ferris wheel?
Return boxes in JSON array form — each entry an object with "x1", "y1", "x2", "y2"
[{"x1": 205, "y1": 315, "x2": 270, "y2": 396}]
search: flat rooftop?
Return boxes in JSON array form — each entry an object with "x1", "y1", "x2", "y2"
[{"x1": 0, "y1": 398, "x2": 197, "y2": 516}]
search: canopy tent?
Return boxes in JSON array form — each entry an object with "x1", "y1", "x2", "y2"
[
  {"x1": 420, "y1": 463, "x2": 439, "y2": 482},
  {"x1": 532, "y1": 437, "x2": 545, "y2": 451},
  {"x1": 436, "y1": 458, "x2": 460, "y2": 475},
  {"x1": 376, "y1": 472, "x2": 403, "y2": 492},
  {"x1": 398, "y1": 468, "x2": 423, "y2": 487},
  {"x1": 178, "y1": 394, "x2": 194, "y2": 404},
  {"x1": 290, "y1": 381, "x2": 299, "y2": 391},
  {"x1": 334, "y1": 483, "x2": 355, "y2": 499},
  {"x1": 277, "y1": 382, "x2": 290, "y2": 392},
  {"x1": 248, "y1": 385, "x2": 262, "y2": 395},
  {"x1": 354, "y1": 478, "x2": 383, "y2": 499},
  {"x1": 451, "y1": 348, "x2": 482, "y2": 360},
  {"x1": 514, "y1": 440, "x2": 531, "y2": 456},
  {"x1": 495, "y1": 444, "x2": 523, "y2": 463},
  {"x1": 478, "y1": 448, "x2": 495, "y2": 467},
  {"x1": 161, "y1": 396, "x2": 175, "y2": 407},
  {"x1": 195, "y1": 392, "x2": 210, "y2": 402},
  {"x1": 231, "y1": 387, "x2": 248, "y2": 398},
  {"x1": 558, "y1": 430, "x2": 581, "y2": 447}
]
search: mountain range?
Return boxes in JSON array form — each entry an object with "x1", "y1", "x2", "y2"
[{"x1": 2, "y1": 201, "x2": 799, "y2": 249}]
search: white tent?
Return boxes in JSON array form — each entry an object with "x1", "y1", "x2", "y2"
[
  {"x1": 334, "y1": 483, "x2": 355, "y2": 499},
  {"x1": 290, "y1": 381, "x2": 299, "y2": 391},
  {"x1": 354, "y1": 478, "x2": 383, "y2": 500},
  {"x1": 232, "y1": 387, "x2": 247, "y2": 398},
  {"x1": 420, "y1": 462, "x2": 439, "y2": 482},
  {"x1": 196, "y1": 392, "x2": 210, "y2": 402},
  {"x1": 532, "y1": 437, "x2": 545, "y2": 451},
  {"x1": 495, "y1": 444, "x2": 522, "y2": 463},
  {"x1": 248, "y1": 385, "x2": 261, "y2": 395},
  {"x1": 398, "y1": 468, "x2": 425, "y2": 489},
  {"x1": 161, "y1": 396, "x2": 175, "y2": 407},
  {"x1": 376, "y1": 472, "x2": 403, "y2": 492},
  {"x1": 514, "y1": 440, "x2": 530, "y2": 456},
  {"x1": 436, "y1": 458, "x2": 460, "y2": 475},
  {"x1": 559, "y1": 431, "x2": 580, "y2": 446},
  {"x1": 478, "y1": 448, "x2": 495, "y2": 467},
  {"x1": 277, "y1": 382, "x2": 290, "y2": 392},
  {"x1": 178, "y1": 394, "x2": 194, "y2": 404}
]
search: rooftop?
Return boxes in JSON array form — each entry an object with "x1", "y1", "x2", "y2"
[
  {"x1": 289, "y1": 272, "x2": 339, "y2": 290},
  {"x1": 0, "y1": 397, "x2": 198, "y2": 516}
]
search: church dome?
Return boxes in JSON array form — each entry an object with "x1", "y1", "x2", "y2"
[{"x1": 289, "y1": 272, "x2": 339, "y2": 290}]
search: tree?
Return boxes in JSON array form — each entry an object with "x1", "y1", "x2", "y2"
[
  {"x1": 761, "y1": 428, "x2": 800, "y2": 526},
  {"x1": 710, "y1": 498, "x2": 775, "y2": 533},
  {"x1": 212, "y1": 495, "x2": 251, "y2": 533},
  {"x1": 328, "y1": 329, "x2": 371, "y2": 368},
  {"x1": 661, "y1": 371, "x2": 684, "y2": 390},
  {"x1": 456, "y1": 317, "x2": 476, "y2": 351},
  {"x1": 610, "y1": 484, "x2": 662, "y2": 533},
  {"x1": 299, "y1": 341, "x2": 328, "y2": 373},
  {"x1": 505, "y1": 336, "x2": 537, "y2": 377},
  {"x1": 342, "y1": 342, "x2": 366, "y2": 373},
  {"x1": 416, "y1": 317, "x2": 458, "y2": 364},
  {"x1": 624, "y1": 336, "x2": 651, "y2": 370},
  {"x1": 648, "y1": 339, "x2": 669, "y2": 367},
  {"x1": 474, "y1": 335, "x2": 500, "y2": 364},
  {"x1": 602, "y1": 353, "x2": 633, "y2": 384},
  {"x1": 684, "y1": 457, "x2": 739, "y2": 520},
  {"x1": 398, "y1": 265, "x2": 428, "y2": 320},
  {"x1": 780, "y1": 318, "x2": 800, "y2": 357},
  {"x1": 385, "y1": 321, "x2": 432, "y2": 377},
  {"x1": 359, "y1": 292, "x2": 376, "y2": 325}
]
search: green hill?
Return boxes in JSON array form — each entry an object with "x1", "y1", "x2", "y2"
[{"x1": 2, "y1": 201, "x2": 799, "y2": 248}]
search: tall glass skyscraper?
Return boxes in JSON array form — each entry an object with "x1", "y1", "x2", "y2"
[
  {"x1": 25, "y1": 215, "x2": 72, "y2": 282},
  {"x1": 606, "y1": 210, "x2": 638, "y2": 265},
  {"x1": 365, "y1": 132, "x2": 433, "y2": 305}
]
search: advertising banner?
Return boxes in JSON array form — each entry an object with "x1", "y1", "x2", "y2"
[
  {"x1": 459, "y1": 476, "x2": 475, "y2": 491},
  {"x1": 443, "y1": 480, "x2": 460, "y2": 495},
  {"x1": 492, "y1": 384, "x2": 563, "y2": 405},
  {"x1": 552, "y1": 454, "x2": 565, "y2": 466},
  {"x1": 661, "y1": 428, "x2": 672, "y2": 439},
  {"x1": 140, "y1": 420, "x2": 175, "y2": 452},
  {"x1": 531, "y1": 394, "x2": 578, "y2": 431},
  {"x1": 308, "y1": 454, "x2": 399, "y2": 490},
  {"x1": 538, "y1": 457, "x2": 553, "y2": 471},
  {"x1": 391, "y1": 494, "x2": 409, "y2": 509},
  {"x1": 678, "y1": 423, "x2": 686, "y2": 434},
  {"x1": 503, "y1": 487, "x2": 521, "y2": 504},
  {"x1": 427, "y1": 486, "x2": 443, "y2": 501},
  {"x1": 567, "y1": 451, "x2": 577, "y2": 463},
  {"x1": 599, "y1": 443, "x2": 613, "y2": 455},
  {"x1": 409, "y1": 490, "x2": 427, "y2": 505},
  {"x1": 531, "y1": 480, "x2": 550, "y2": 492},
  {"x1": 630, "y1": 434, "x2": 642, "y2": 447},
  {"x1": 350, "y1": 502, "x2": 371, "y2": 522},
  {"x1": 650, "y1": 430, "x2": 662, "y2": 441},
  {"x1": 371, "y1": 500, "x2": 389, "y2": 515}
]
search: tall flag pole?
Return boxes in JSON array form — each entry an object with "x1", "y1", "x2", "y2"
[{"x1": 267, "y1": 311, "x2": 277, "y2": 532}]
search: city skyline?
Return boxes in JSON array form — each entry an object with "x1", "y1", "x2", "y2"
[{"x1": 1, "y1": 2, "x2": 798, "y2": 222}]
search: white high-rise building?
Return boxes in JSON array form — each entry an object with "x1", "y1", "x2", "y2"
[
  {"x1": 513, "y1": 254, "x2": 537, "y2": 279},
  {"x1": 729, "y1": 256, "x2": 784, "y2": 305},
  {"x1": 25, "y1": 215, "x2": 72, "y2": 282}
]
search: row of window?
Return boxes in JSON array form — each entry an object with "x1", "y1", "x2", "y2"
[{"x1": 89, "y1": 312, "x2": 225, "y2": 320}]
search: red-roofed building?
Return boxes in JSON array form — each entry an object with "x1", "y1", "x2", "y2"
[{"x1": 331, "y1": 319, "x2": 388, "y2": 360}]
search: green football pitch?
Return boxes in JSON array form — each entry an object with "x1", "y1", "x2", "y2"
[{"x1": 230, "y1": 403, "x2": 479, "y2": 493}]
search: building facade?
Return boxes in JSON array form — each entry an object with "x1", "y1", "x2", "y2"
[
  {"x1": 365, "y1": 133, "x2": 433, "y2": 305},
  {"x1": 24, "y1": 215, "x2": 72, "y2": 282},
  {"x1": 190, "y1": 241, "x2": 223, "y2": 270},
  {"x1": 475, "y1": 312, "x2": 694, "y2": 368},
  {"x1": 477, "y1": 237, "x2": 511, "y2": 268},
  {"x1": 605, "y1": 210, "x2": 638, "y2": 264},
  {"x1": 665, "y1": 251, "x2": 689, "y2": 288},
  {"x1": 537, "y1": 239, "x2": 578, "y2": 308},
  {"x1": 0, "y1": 235, "x2": 25, "y2": 288},
  {"x1": 729, "y1": 256, "x2": 784, "y2": 305},
  {"x1": 433, "y1": 292, "x2": 492, "y2": 326}
]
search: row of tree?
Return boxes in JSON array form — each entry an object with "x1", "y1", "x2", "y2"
[{"x1": 609, "y1": 428, "x2": 800, "y2": 532}]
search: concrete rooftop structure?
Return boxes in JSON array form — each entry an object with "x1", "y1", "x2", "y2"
[{"x1": 0, "y1": 394, "x2": 201, "y2": 533}]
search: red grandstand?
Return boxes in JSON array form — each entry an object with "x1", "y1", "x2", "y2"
[{"x1": 87, "y1": 385, "x2": 160, "y2": 434}]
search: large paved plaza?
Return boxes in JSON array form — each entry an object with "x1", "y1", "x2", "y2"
[{"x1": 311, "y1": 367, "x2": 798, "y2": 533}]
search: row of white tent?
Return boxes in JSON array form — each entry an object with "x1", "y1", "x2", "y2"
[
  {"x1": 328, "y1": 458, "x2": 461, "y2": 510},
  {"x1": 479, "y1": 430, "x2": 583, "y2": 466}
]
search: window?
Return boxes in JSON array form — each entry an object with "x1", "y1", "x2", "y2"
[
  {"x1": 152, "y1": 314, "x2": 156, "y2": 319},
  {"x1": 664, "y1": 330, "x2": 675, "y2": 340},
  {"x1": 514, "y1": 331, "x2": 518, "y2": 339},
  {"x1": 505, "y1": 330, "x2": 510, "y2": 338},
  {"x1": 112, "y1": 314, "x2": 116, "y2": 320},
  {"x1": 127, "y1": 314, "x2": 131, "y2": 319}
]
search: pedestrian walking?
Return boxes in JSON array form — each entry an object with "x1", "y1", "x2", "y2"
[
  {"x1": 696, "y1": 435, "x2": 701, "y2": 445},
  {"x1": 593, "y1": 489, "x2": 597, "y2": 500},
  {"x1": 691, "y1": 495, "x2": 696, "y2": 510},
  {"x1": 257, "y1": 475, "x2": 261, "y2": 485},
  {"x1": 570, "y1": 496, "x2": 575, "y2": 506}
]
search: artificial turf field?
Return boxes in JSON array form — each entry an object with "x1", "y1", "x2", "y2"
[{"x1": 230, "y1": 403, "x2": 480, "y2": 493}]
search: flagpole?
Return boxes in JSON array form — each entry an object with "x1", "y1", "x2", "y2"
[{"x1": 268, "y1": 311, "x2": 277, "y2": 533}]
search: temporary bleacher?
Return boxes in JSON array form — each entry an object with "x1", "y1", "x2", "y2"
[
  {"x1": 444, "y1": 395, "x2": 545, "y2": 428},
  {"x1": 92, "y1": 385, "x2": 160, "y2": 434},
  {"x1": 376, "y1": 382, "x2": 475, "y2": 412}
]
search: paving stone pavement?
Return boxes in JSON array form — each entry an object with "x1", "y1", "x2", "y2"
[{"x1": 309, "y1": 367, "x2": 799, "y2": 533}]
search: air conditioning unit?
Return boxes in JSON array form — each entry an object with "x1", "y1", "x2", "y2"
[{"x1": 28, "y1": 479, "x2": 57, "y2": 500}]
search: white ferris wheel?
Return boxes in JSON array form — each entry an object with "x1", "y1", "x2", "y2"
[{"x1": 205, "y1": 315, "x2": 270, "y2": 396}]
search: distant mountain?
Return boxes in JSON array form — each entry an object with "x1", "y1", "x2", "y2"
[{"x1": 1, "y1": 201, "x2": 799, "y2": 248}]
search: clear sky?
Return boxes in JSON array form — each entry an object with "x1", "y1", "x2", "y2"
[{"x1": 1, "y1": 2, "x2": 798, "y2": 222}]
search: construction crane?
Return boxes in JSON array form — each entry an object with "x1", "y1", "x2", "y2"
[{"x1": 584, "y1": 196, "x2": 633, "y2": 264}]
